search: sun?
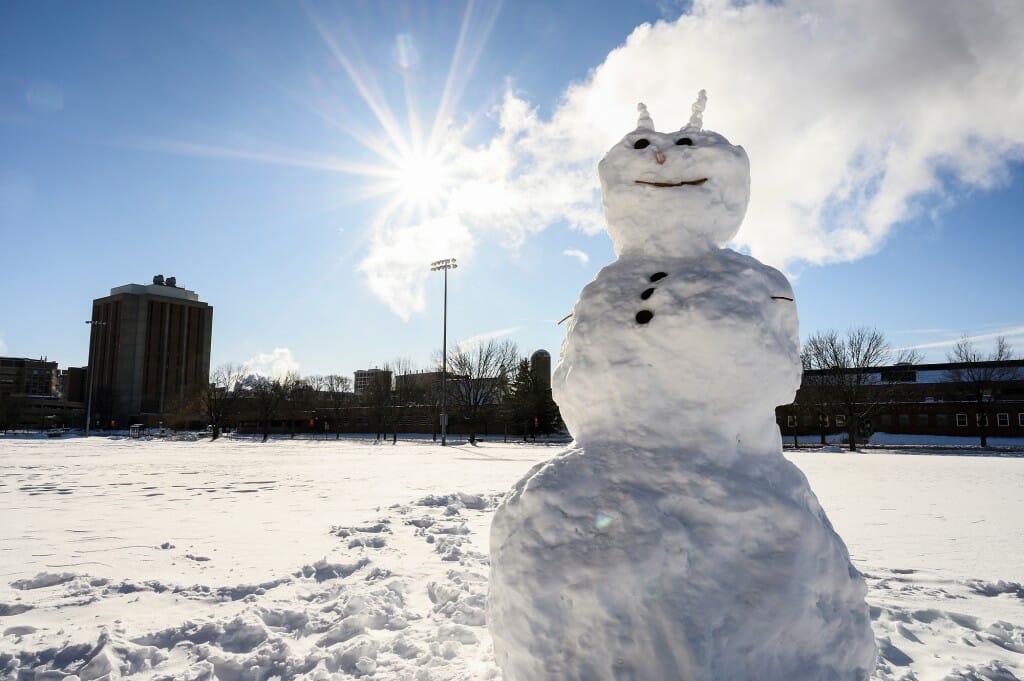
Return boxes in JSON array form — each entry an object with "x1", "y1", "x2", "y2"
[
  {"x1": 166, "y1": 6, "x2": 499, "y2": 234},
  {"x1": 390, "y1": 150, "x2": 451, "y2": 212}
]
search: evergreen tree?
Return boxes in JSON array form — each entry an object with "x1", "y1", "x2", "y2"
[
  {"x1": 507, "y1": 359, "x2": 536, "y2": 439},
  {"x1": 506, "y1": 357, "x2": 561, "y2": 438}
]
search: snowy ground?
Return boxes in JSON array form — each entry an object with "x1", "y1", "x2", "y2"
[{"x1": 1, "y1": 437, "x2": 1022, "y2": 680}]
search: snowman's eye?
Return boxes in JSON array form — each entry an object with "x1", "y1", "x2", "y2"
[
  {"x1": 675, "y1": 137, "x2": 693, "y2": 146},
  {"x1": 633, "y1": 139, "x2": 650, "y2": 150}
]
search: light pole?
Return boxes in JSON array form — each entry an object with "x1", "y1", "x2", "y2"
[
  {"x1": 84, "y1": 320, "x2": 107, "y2": 436},
  {"x1": 430, "y1": 258, "x2": 457, "y2": 446}
]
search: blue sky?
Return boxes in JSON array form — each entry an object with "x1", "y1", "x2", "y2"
[{"x1": 2, "y1": 1, "x2": 1023, "y2": 378}]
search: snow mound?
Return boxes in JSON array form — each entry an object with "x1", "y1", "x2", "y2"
[
  {"x1": 965, "y1": 580, "x2": 1024, "y2": 599},
  {"x1": 294, "y1": 558, "x2": 371, "y2": 582},
  {"x1": 5, "y1": 631, "x2": 167, "y2": 681},
  {"x1": 11, "y1": 571, "x2": 77, "y2": 590}
]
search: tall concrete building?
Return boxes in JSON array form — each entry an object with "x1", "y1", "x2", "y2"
[{"x1": 87, "y1": 275, "x2": 212, "y2": 427}]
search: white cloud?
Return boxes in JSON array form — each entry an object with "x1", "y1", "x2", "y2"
[
  {"x1": 359, "y1": 0, "x2": 1024, "y2": 316},
  {"x1": 0, "y1": 331, "x2": 7, "y2": 354},
  {"x1": 357, "y1": 216, "x2": 475, "y2": 322},
  {"x1": 899, "y1": 325, "x2": 1024, "y2": 353},
  {"x1": 243, "y1": 348, "x2": 300, "y2": 380},
  {"x1": 456, "y1": 327, "x2": 521, "y2": 353},
  {"x1": 563, "y1": 249, "x2": 590, "y2": 265}
]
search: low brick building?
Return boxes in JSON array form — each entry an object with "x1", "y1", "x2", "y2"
[
  {"x1": 776, "y1": 359, "x2": 1024, "y2": 442},
  {"x1": 0, "y1": 357, "x2": 83, "y2": 430}
]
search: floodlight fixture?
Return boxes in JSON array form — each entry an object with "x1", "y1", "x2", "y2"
[{"x1": 430, "y1": 258, "x2": 458, "y2": 271}]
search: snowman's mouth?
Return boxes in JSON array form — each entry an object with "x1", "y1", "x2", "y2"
[{"x1": 635, "y1": 178, "x2": 708, "y2": 187}]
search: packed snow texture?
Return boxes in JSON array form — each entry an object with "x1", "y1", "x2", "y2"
[
  {"x1": 1, "y1": 438, "x2": 1023, "y2": 680},
  {"x1": 488, "y1": 101, "x2": 876, "y2": 680}
]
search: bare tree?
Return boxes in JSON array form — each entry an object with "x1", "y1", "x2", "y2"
[
  {"x1": 388, "y1": 357, "x2": 419, "y2": 443},
  {"x1": 196, "y1": 363, "x2": 245, "y2": 440},
  {"x1": 797, "y1": 348, "x2": 835, "y2": 446},
  {"x1": 447, "y1": 338, "x2": 519, "y2": 443},
  {"x1": 304, "y1": 375, "x2": 326, "y2": 437},
  {"x1": 243, "y1": 375, "x2": 284, "y2": 442},
  {"x1": 162, "y1": 389, "x2": 197, "y2": 431},
  {"x1": 280, "y1": 372, "x2": 315, "y2": 438},
  {"x1": 360, "y1": 365, "x2": 394, "y2": 441},
  {"x1": 391, "y1": 358, "x2": 421, "y2": 405},
  {"x1": 944, "y1": 336, "x2": 1021, "y2": 447},
  {"x1": 422, "y1": 351, "x2": 450, "y2": 441},
  {"x1": 322, "y1": 374, "x2": 352, "y2": 439},
  {"x1": 802, "y1": 327, "x2": 920, "y2": 451}
]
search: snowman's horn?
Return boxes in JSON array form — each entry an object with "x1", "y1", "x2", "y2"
[
  {"x1": 687, "y1": 89, "x2": 707, "y2": 130},
  {"x1": 637, "y1": 102, "x2": 654, "y2": 130}
]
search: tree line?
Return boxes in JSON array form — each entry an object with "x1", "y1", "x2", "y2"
[{"x1": 181, "y1": 339, "x2": 562, "y2": 443}]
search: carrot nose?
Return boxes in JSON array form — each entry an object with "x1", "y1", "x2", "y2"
[{"x1": 655, "y1": 151, "x2": 666, "y2": 164}]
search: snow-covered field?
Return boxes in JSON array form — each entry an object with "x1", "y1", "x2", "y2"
[{"x1": 1, "y1": 437, "x2": 1021, "y2": 680}]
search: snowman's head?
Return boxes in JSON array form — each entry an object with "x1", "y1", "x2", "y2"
[{"x1": 598, "y1": 92, "x2": 750, "y2": 257}]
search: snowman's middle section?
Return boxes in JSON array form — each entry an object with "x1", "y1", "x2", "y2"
[
  {"x1": 554, "y1": 248, "x2": 801, "y2": 453},
  {"x1": 635, "y1": 270, "x2": 668, "y2": 324}
]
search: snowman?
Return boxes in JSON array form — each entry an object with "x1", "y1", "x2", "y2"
[{"x1": 487, "y1": 93, "x2": 876, "y2": 681}]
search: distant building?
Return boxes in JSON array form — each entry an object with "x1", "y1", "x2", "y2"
[
  {"x1": 0, "y1": 358, "x2": 83, "y2": 430},
  {"x1": 87, "y1": 275, "x2": 213, "y2": 427},
  {"x1": 395, "y1": 370, "x2": 448, "y2": 403},
  {"x1": 776, "y1": 359, "x2": 1024, "y2": 441},
  {"x1": 354, "y1": 368, "x2": 392, "y2": 395},
  {"x1": 0, "y1": 357, "x2": 58, "y2": 397},
  {"x1": 59, "y1": 367, "x2": 86, "y2": 402}
]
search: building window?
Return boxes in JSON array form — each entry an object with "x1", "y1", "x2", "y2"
[
  {"x1": 787, "y1": 415, "x2": 797, "y2": 428},
  {"x1": 881, "y1": 367, "x2": 917, "y2": 383},
  {"x1": 898, "y1": 414, "x2": 910, "y2": 427},
  {"x1": 1020, "y1": 413, "x2": 1024, "y2": 427},
  {"x1": 835, "y1": 414, "x2": 846, "y2": 428},
  {"x1": 956, "y1": 413, "x2": 968, "y2": 427},
  {"x1": 916, "y1": 414, "x2": 929, "y2": 427},
  {"x1": 818, "y1": 415, "x2": 829, "y2": 428},
  {"x1": 936, "y1": 414, "x2": 948, "y2": 428},
  {"x1": 880, "y1": 414, "x2": 892, "y2": 427},
  {"x1": 976, "y1": 414, "x2": 989, "y2": 427},
  {"x1": 997, "y1": 413, "x2": 1009, "y2": 427}
]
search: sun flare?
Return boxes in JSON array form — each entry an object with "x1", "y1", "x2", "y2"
[{"x1": 391, "y1": 151, "x2": 451, "y2": 210}]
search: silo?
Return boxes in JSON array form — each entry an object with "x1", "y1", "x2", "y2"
[{"x1": 530, "y1": 349, "x2": 552, "y2": 392}]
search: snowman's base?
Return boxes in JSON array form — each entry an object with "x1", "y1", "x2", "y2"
[{"x1": 487, "y1": 445, "x2": 876, "y2": 681}]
